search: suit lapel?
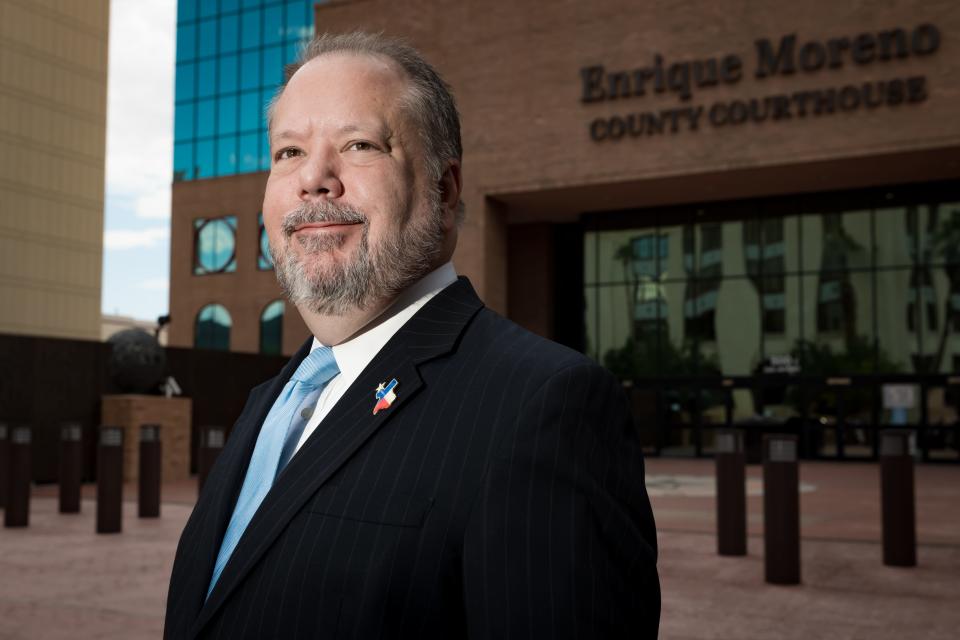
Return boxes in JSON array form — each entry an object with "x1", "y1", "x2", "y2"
[
  {"x1": 170, "y1": 339, "x2": 311, "y2": 632},
  {"x1": 189, "y1": 277, "x2": 484, "y2": 638}
]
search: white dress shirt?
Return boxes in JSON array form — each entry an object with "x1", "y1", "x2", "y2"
[{"x1": 291, "y1": 262, "x2": 458, "y2": 455}]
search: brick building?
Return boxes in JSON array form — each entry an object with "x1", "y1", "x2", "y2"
[{"x1": 168, "y1": 0, "x2": 960, "y2": 458}]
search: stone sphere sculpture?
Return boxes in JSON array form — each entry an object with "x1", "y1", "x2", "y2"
[{"x1": 107, "y1": 328, "x2": 166, "y2": 393}]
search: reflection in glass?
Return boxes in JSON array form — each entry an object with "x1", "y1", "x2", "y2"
[
  {"x1": 907, "y1": 269, "x2": 937, "y2": 334},
  {"x1": 262, "y1": 45, "x2": 284, "y2": 88},
  {"x1": 258, "y1": 213, "x2": 273, "y2": 270},
  {"x1": 174, "y1": 141, "x2": 193, "y2": 182},
  {"x1": 239, "y1": 90, "x2": 261, "y2": 131},
  {"x1": 929, "y1": 202, "x2": 960, "y2": 372},
  {"x1": 196, "y1": 98, "x2": 215, "y2": 137},
  {"x1": 241, "y1": 8, "x2": 262, "y2": 49},
  {"x1": 285, "y1": 1, "x2": 311, "y2": 40},
  {"x1": 220, "y1": 14, "x2": 239, "y2": 54},
  {"x1": 176, "y1": 24, "x2": 196, "y2": 62},
  {"x1": 196, "y1": 140, "x2": 215, "y2": 178},
  {"x1": 194, "y1": 216, "x2": 237, "y2": 274},
  {"x1": 260, "y1": 300, "x2": 284, "y2": 355},
  {"x1": 259, "y1": 128, "x2": 272, "y2": 170},
  {"x1": 198, "y1": 0, "x2": 218, "y2": 19},
  {"x1": 218, "y1": 54, "x2": 239, "y2": 93},
  {"x1": 683, "y1": 223, "x2": 722, "y2": 342},
  {"x1": 173, "y1": 1, "x2": 315, "y2": 182},
  {"x1": 195, "y1": 304, "x2": 231, "y2": 351},
  {"x1": 175, "y1": 102, "x2": 194, "y2": 141},
  {"x1": 286, "y1": 40, "x2": 303, "y2": 65},
  {"x1": 264, "y1": 5, "x2": 283, "y2": 45},
  {"x1": 217, "y1": 95, "x2": 238, "y2": 135},
  {"x1": 744, "y1": 218, "x2": 786, "y2": 334},
  {"x1": 177, "y1": 0, "x2": 197, "y2": 24},
  {"x1": 240, "y1": 133, "x2": 259, "y2": 171},
  {"x1": 816, "y1": 214, "x2": 865, "y2": 342},
  {"x1": 198, "y1": 18, "x2": 218, "y2": 58},
  {"x1": 240, "y1": 50, "x2": 261, "y2": 90},
  {"x1": 217, "y1": 135, "x2": 237, "y2": 176},
  {"x1": 176, "y1": 62, "x2": 196, "y2": 101}
]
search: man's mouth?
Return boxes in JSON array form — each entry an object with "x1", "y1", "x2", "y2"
[{"x1": 291, "y1": 221, "x2": 362, "y2": 234}]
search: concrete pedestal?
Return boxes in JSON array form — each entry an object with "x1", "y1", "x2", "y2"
[{"x1": 100, "y1": 395, "x2": 192, "y2": 483}]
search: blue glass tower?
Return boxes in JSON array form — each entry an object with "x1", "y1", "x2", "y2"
[{"x1": 174, "y1": 0, "x2": 316, "y2": 182}]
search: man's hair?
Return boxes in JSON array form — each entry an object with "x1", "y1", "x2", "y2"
[{"x1": 268, "y1": 31, "x2": 463, "y2": 211}]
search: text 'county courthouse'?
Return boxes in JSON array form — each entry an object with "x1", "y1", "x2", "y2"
[{"x1": 167, "y1": 0, "x2": 960, "y2": 461}]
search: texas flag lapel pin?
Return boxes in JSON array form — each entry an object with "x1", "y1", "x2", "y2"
[{"x1": 373, "y1": 378, "x2": 399, "y2": 415}]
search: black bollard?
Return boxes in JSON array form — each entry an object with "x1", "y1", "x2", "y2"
[
  {"x1": 96, "y1": 426, "x2": 124, "y2": 534},
  {"x1": 763, "y1": 434, "x2": 800, "y2": 585},
  {"x1": 139, "y1": 424, "x2": 161, "y2": 518},
  {"x1": 197, "y1": 426, "x2": 225, "y2": 494},
  {"x1": 0, "y1": 422, "x2": 8, "y2": 508},
  {"x1": 716, "y1": 429, "x2": 747, "y2": 556},
  {"x1": 4, "y1": 426, "x2": 32, "y2": 528},
  {"x1": 59, "y1": 422, "x2": 83, "y2": 514},
  {"x1": 880, "y1": 429, "x2": 916, "y2": 567}
]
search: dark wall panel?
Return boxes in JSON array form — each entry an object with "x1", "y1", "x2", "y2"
[{"x1": 0, "y1": 334, "x2": 289, "y2": 483}]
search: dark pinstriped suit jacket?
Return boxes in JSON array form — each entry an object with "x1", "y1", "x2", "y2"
[{"x1": 164, "y1": 277, "x2": 659, "y2": 639}]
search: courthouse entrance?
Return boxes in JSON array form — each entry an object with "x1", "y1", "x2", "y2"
[{"x1": 576, "y1": 180, "x2": 960, "y2": 462}]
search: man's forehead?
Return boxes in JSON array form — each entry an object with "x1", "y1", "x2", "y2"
[
  {"x1": 289, "y1": 51, "x2": 408, "y2": 95},
  {"x1": 272, "y1": 52, "x2": 411, "y2": 128}
]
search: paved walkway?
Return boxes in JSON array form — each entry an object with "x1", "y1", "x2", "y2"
[{"x1": 0, "y1": 459, "x2": 957, "y2": 638}]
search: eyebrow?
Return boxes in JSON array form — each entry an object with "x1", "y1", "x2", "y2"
[{"x1": 272, "y1": 123, "x2": 394, "y2": 142}]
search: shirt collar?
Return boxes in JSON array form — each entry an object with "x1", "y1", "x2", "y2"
[{"x1": 309, "y1": 262, "x2": 458, "y2": 380}]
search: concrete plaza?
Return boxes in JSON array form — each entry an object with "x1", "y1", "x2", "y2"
[{"x1": 0, "y1": 458, "x2": 957, "y2": 639}]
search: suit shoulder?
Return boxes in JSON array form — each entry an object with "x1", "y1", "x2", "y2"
[{"x1": 462, "y1": 307, "x2": 615, "y2": 385}]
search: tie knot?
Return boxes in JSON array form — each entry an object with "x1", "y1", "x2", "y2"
[{"x1": 292, "y1": 346, "x2": 339, "y2": 387}]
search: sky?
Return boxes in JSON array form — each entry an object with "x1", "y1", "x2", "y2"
[{"x1": 101, "y1": 0, "x2": 177, "y2": 321}]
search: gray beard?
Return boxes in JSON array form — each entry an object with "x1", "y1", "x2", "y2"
[{"x1": 271, "y1": 194, "x2": 443, "y2": 316}]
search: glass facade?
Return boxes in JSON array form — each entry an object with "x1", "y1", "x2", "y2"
[
  {"x1": 174, "y1": 0, "x2": 316, "y2": 182},
  {"x1": 584, "y1": 185, "x2": 960, "y2": 425},
  {"x1": 260, "y1": 299, "x2": 284, "y2": 354},
  {"x1": 175, "y1": 181, "x2": 955, "y2": 455},
  {"x1": 195, "y1": 303, "x2": 232, "y2": 350}
]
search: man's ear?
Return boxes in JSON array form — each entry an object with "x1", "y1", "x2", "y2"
[{"x1": 438, "y1": 160, "x2": 463, "y2": 229}]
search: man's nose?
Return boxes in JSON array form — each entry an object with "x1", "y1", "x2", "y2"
[{"x1": 299, "y1": 149, "x2": 344, "y2": 200}]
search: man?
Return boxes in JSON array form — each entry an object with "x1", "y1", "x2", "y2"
[{"x1": 165, "y1": 32, "x2": 659, "y2": 639}]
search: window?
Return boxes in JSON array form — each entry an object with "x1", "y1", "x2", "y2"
[
  {"x1": 217, "y1": 135, "x2": 238, "y2": 176},
  {"x1": 744, "y1": 218, "x2": 786, "y2": 335},
  {"x1": 198, "y1": 18, "x2": 218, "y2": 57},
  {"x1": 195, "y1": 304, "x2": 231, "y2": 350},
  {"x1": 173, "y1": 1, "x2": 317, "y2": 182},
  {"x1": 174, "y1": 141, "x2": 193, "y2": 182},
  {"x1": 906, "y1": 269, "x2": 937, "y2": 333},
  {"x1": 684, "y1": 224, "x2": 722, "y2": 342},
  {"x1": 629, "y1": 233, "x2": 667, "y2": 279},
  {"x1": 258, "y1": 213, "x2": 274, "y2": 269},
  {"x1": 176, "y1": 24, "x2": 196, "y2": 62},
  {"x1": 260, "y1": 300, "x2": 284, "y2": 355},
  {"x1": 193, "y1": 216, "x2": 237, "y2": 274}
]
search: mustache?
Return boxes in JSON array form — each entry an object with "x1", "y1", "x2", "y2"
[{"x1": 281, "y1": 201, "x2": 368, "y2": 236}]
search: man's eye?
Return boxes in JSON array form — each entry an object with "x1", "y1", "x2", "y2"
[
  {"x1": 347, "y1": 141, "x2": 377, "y2": 152},
  {"x1": 274, "y1": 147, "x2": 301, "y2": 161}
]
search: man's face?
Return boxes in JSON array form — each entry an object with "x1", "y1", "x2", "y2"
[{"x1": 263, "y1": 53, "x2": 445, "y2": 316}]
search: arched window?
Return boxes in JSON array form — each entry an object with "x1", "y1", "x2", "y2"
[
  {"x1": 193, "y1": 216, "x2": 237, "y2": 274},
  {"x1": 195, "y1": 304, "x2": 232, "y2": 350},
  {"x1": 258, "y1": 213, "x2": 274, "y2": 270},
  {"x1": 260, "y1": 300, "x2": 284, "y2": 355}
]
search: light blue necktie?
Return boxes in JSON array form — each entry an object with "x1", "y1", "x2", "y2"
[{"x1": 207, "y1": 346, "x2": 339, "y2": 597}]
